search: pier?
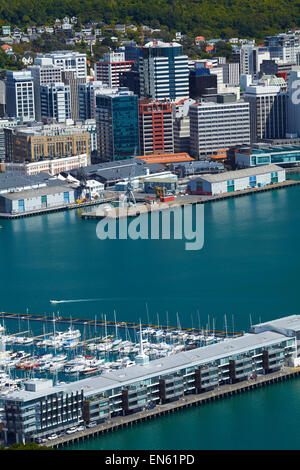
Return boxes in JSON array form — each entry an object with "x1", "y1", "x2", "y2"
[
  {"x1": 43, "y1": 365, "x2": 300, "y2": 448},
  {"x1": 0, "y1": 193, "x2": 118, "y2": 220},
  {"x1": 0, "y1": 311, "x2": 240, "y2": 339},
  {"x1": 81, "y1": 179, "x2": 300, "y2": 220}
]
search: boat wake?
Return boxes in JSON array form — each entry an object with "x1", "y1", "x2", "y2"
[{"x1": 50, "y1": 298, "x2": 103, "y2": 304}]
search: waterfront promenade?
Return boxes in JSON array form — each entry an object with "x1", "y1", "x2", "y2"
[{"x1": 44, "y1": 365, "x2": 300, "y2": 448}]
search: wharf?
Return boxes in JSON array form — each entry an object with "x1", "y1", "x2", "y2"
[
  {"x1": 0, "y1": 311, "x2": 239, "y2": 339},
  {"x1": 81, "y1": 179, "x2": 300, "y2": 220},
  {"x1": 0, "y1": 193, "x2": 118, "y2": 220},
  {"x1": 44, "y1": 365, "x2": 300, "y2": 448}
]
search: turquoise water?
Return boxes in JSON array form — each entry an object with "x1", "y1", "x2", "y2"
[{"x1": 1, "y1": 178, "x2": 300, "y2": 449}]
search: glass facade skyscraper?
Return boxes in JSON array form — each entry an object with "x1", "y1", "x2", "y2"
[{"x1": 96, "y1": 89, "x2": 139, "y2": 161}]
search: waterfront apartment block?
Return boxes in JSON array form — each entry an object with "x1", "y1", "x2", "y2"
[
  {"x1": 0, "y1": 314, "x2": 298, "y2": 445},
  {"x1": 189, "y1": 99, "x2": 250, "y2": 158},
  {"x1": 187, "y1": 164, "x2": 285, "y2": 195},
  {"x1": 138, "y1": 99, "x2": 174, "y2": 155},
  {"x1": 4, "y1": 125, "x2": 90, "y2": 163}
]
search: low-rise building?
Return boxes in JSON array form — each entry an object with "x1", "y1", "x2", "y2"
[
  {"x1": 235, "y1": 143, "x2": 300, "y2": 168},
  {"x1": 187, "y1": 164, "x2": 285, "y2": 195}
]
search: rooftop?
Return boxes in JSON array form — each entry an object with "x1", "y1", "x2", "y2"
[
  {"x1": 1, "y1": 182, "x2": 75, "y2": 200},
  {"x1": 197, "y1": 164, "x2": 284, "y2": 183}
]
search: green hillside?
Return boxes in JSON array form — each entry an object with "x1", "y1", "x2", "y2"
[{"x1": 0, "y1": 0, "x2": 299, "y2": 40}]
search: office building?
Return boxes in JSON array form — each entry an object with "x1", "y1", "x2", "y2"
[
  {"x1": 264, "y1": 34, "x2": 300, "y2": 63},
  {"x1": 40, "y1": 83, "x2": 71, "y2": 123},
  {"x1": 235, "y1": 143, "x2": 300, "y2": 167},
  {"x1": 94, "y1": 52, "x2": 134, "y2": 88},
  {"x1": 189, "y1": 69, "x2": 217, "y2": 99},
  {"x1": 5, "y1": 70, "x2": 35, "y2": 122},
  {"x1": 78, "y1": 82, "x2": 117, "y2": 121},
  {"x1": 0, "y1": 118, "x2": 20, "y2": 162},
  {"x1": 61, "y1": 71, "x2": 85, "y2": 121},
  {"x1": 138, "y1": 99, "x2": 174, "y2": 155},
  {"x1": 189, "y1": 98, "x2": 250, "y2": 158},
  {"x1": 37, "y1": 51, "x2": 87, "y2": 80},
  {"x1": 173, "y1": 98, "x2": 196, "y2": 154},
  {"x1": 4, "y1": 124, "x2": 90, "y2": 163},
  {"x1": 140, "y1": 41, "x2": 189, "y2": 101},
  {"x1": 28, "y1": 58, "x2": 63, "y2": 121},
  {"x1": 243, "y1": 84, "x2": 287, "y2": 142},
  {"x1": 96, "y1": 88, "x2": 139, "y2": 162}
]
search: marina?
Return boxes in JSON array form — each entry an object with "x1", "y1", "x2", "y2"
[
  {"x1": 0, "y1": 314, "x2": 299, "y2": 447},
  {"x1": 0, "y1": 310, "x2": 241, "y2": 396}
]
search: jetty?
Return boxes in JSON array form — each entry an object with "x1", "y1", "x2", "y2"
[{"x1": 81, "y1": 179, "x2": 300, "y2": 220}]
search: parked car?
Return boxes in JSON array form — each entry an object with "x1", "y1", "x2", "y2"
[
  {"x1": 47, "y1": 434, "x2": 58, "y2": 440},
  {"x1": 66, "y1": 427, "x2": 78, "y2": 434},
  {"x1": 87, "y1": 422, "x2": 97, "y2": 428}
]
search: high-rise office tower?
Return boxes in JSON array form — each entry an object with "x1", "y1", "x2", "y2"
[
  {"x1": 40, "y1": 82, "x2": 71, "y2": 123},
  {"x1": 138, "y1": 99, "x2": 174, "y2": 155},
  {"x1": 189, "y1": 97, "x2": 250, "y2": 158},
  {"x1": 243, "y1": 83, "x2": 287, "y2": 142},
  {"x1": 5, "y1": 70, "x2": 35, "y2": 122},
  {"x1": 61, "y1": 70, "x2": 85, "y2": 120},
  {"x1": 96, "y1": 88, "x2": 139, "y2": 162},
  {"x1": 28, "y1": 57, "x2": 63, "y2": 121},
  {"x1": 139, "y1": 41, "x2": 189, "y2": 101},
  {"x1": 78, "y1": 81, "x2": 111, "y2": 121}
]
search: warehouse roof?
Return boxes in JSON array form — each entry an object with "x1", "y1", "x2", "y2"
[
  {"x1": 2, "y1": 183, "x2": 76, "y2": 200},
  {"x1": 0, "y1": 173, "x2": 56, "y2": 193},
  {"x1": 197, "y1": 164, "x2": 283, "y2": 183},
  {"x1": 68, "y1": 159, "x2": 165, "y2": 182}
]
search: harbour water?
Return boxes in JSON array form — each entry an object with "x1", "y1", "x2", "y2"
[{"x1": 1, "y1": 176, "x2": 300, "y2": 449}]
